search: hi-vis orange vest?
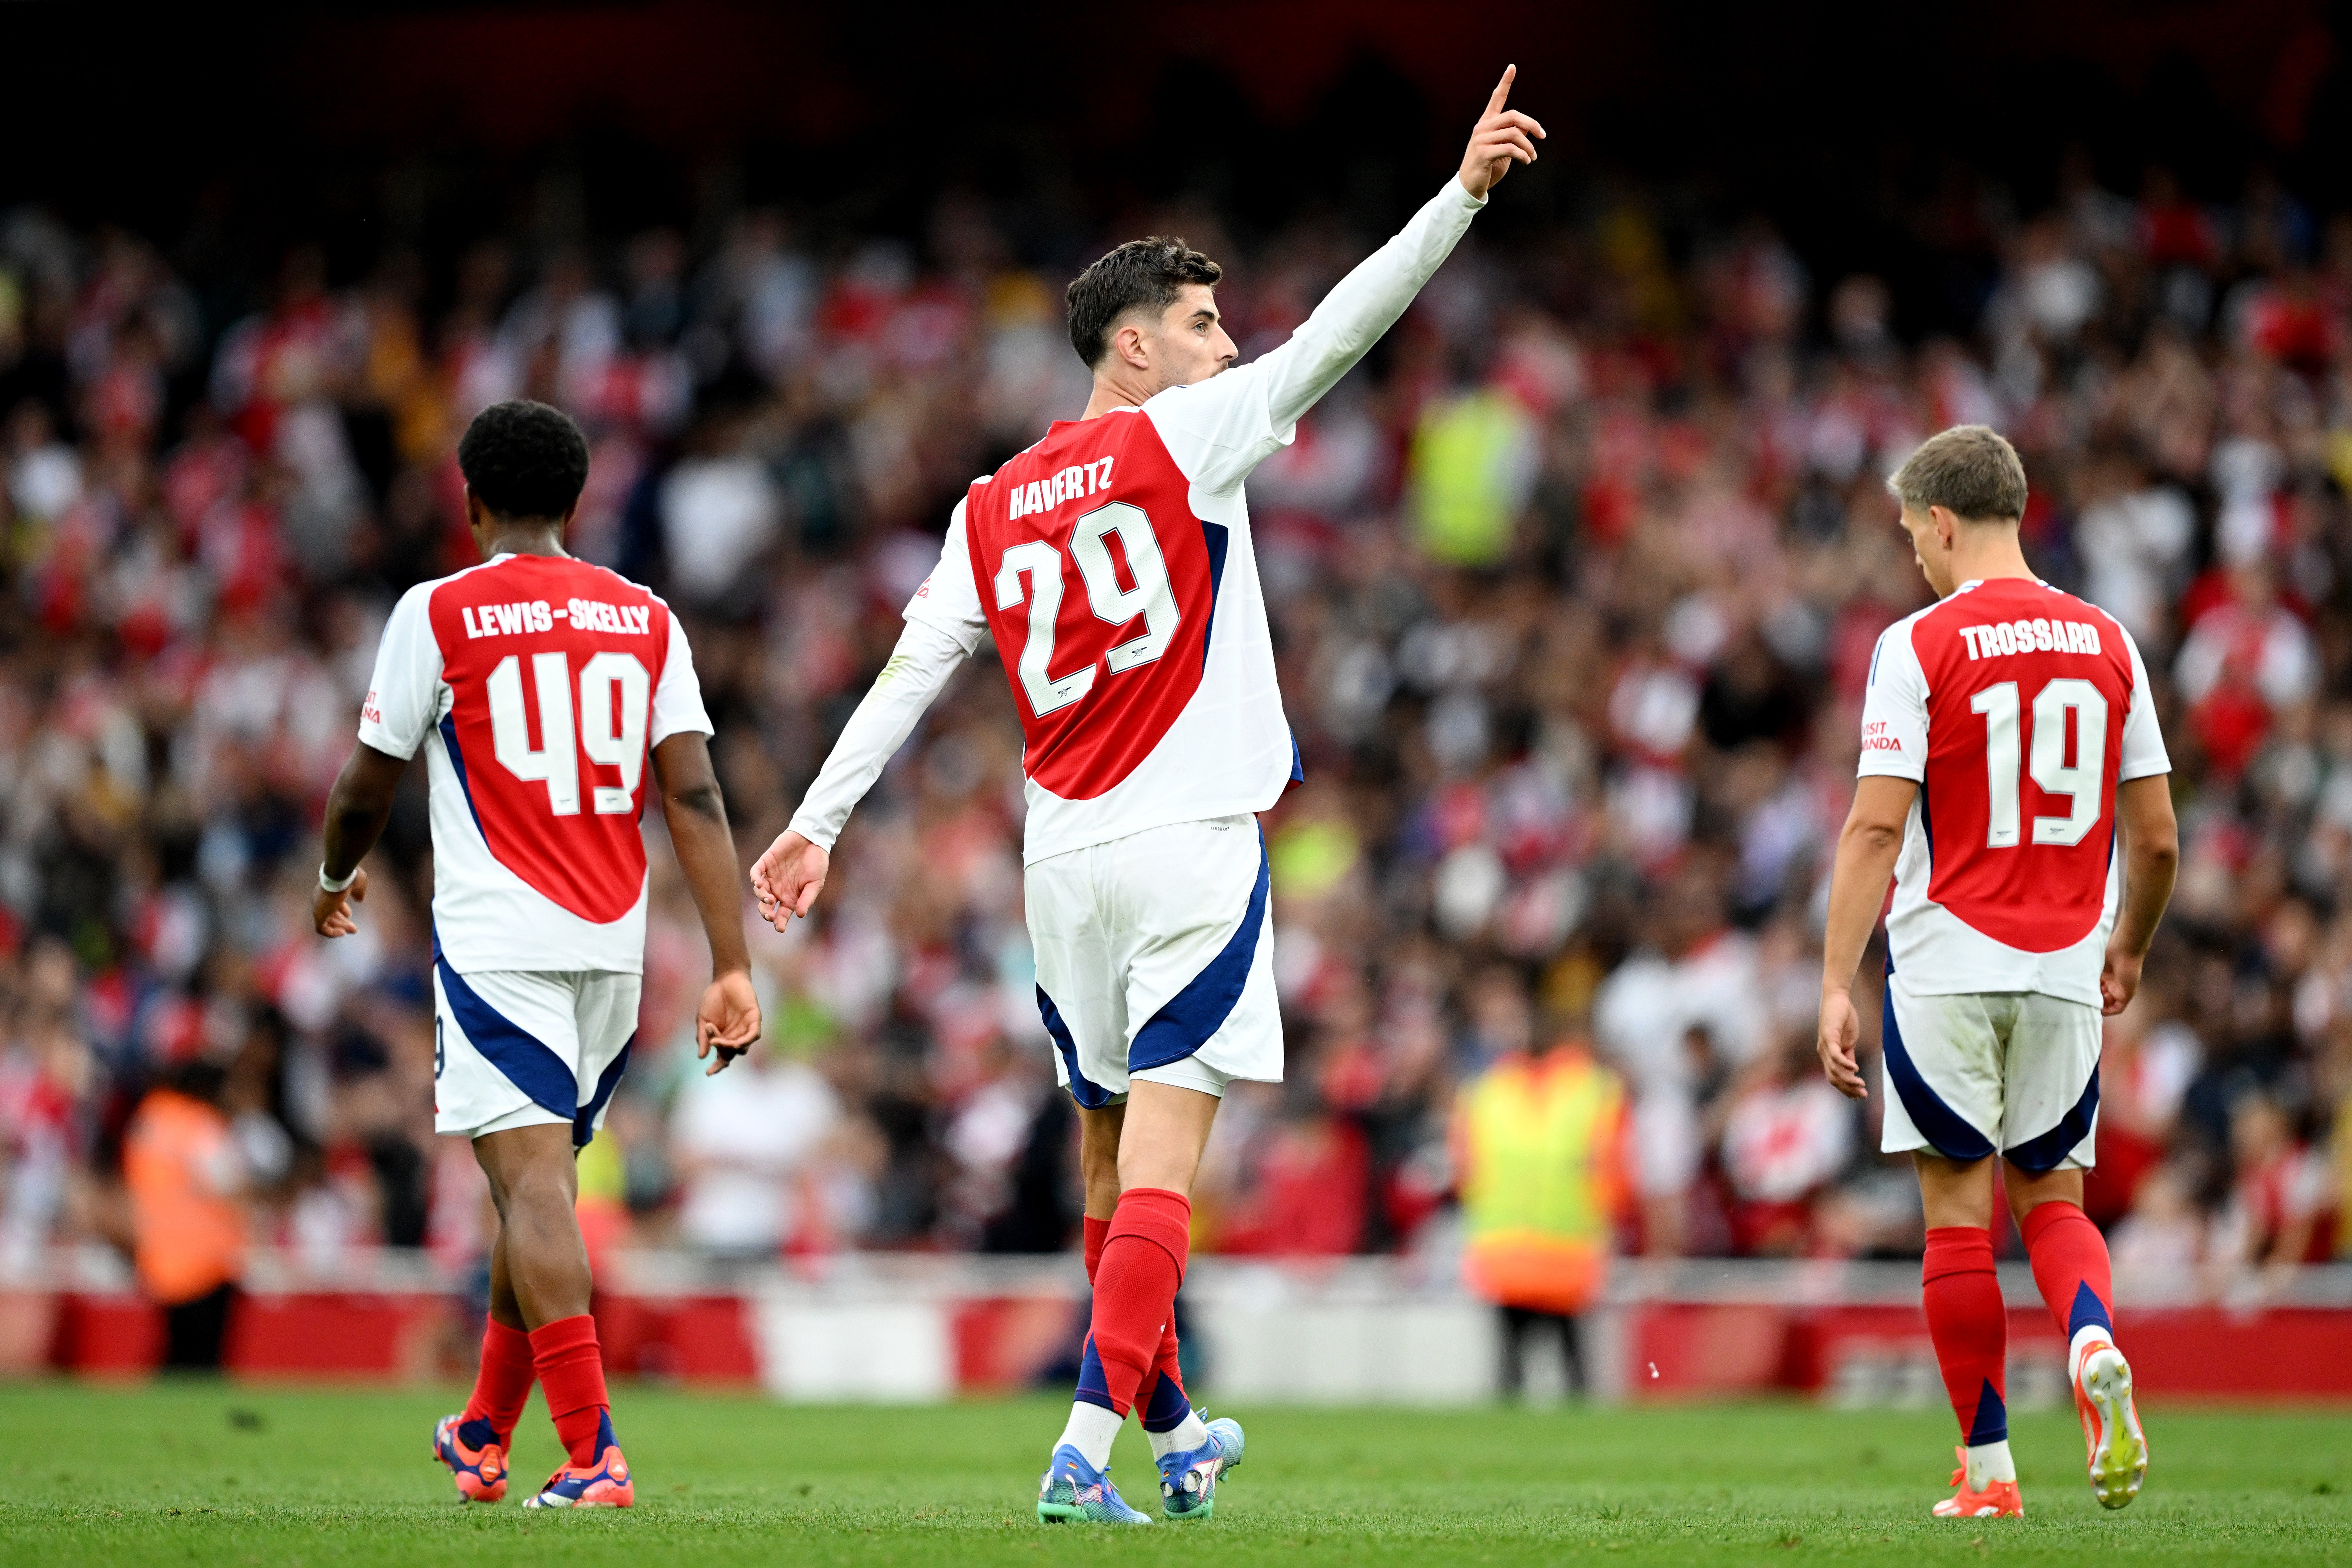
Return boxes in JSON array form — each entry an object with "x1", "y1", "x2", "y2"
[
  {"x1": 1457, "y1": 1048, "x2": 1626, "y2": 1315},
  {"x1": 122, "y1": 1089, "x2": 243, "y2": 1305}
]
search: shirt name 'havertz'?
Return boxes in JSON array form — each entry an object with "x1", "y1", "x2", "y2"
[{"x1": 1005, "y1": 457, "x2": 1116, "y2": 521}]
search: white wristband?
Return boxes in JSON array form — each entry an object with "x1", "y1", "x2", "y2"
[{"x1": 318, "y1": 862, "x2": 359, "y2": 894}]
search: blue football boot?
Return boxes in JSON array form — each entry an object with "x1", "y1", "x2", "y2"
[
  {"x1": 1036, "y1": 1443, "x2": 1154, "y2": 1525},
  {"x1": 1156, "y1": 1415, "x2": 1245, "y2": 1521}
]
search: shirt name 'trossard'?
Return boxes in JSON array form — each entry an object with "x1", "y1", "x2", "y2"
[{"x1": 1958, "y1": 617, "x2": 2104, "y2": 661}]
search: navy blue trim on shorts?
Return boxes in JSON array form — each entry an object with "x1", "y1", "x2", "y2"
[
  {"x1": 2003, "y1": 1064, "x2": 2100, "y2": 1173},
  {"x1": 1127, "y1": 828, "x2": 1271, "y2": 1073},
  {"x1": 1881, "y1": 982, "x2": 1995, "y2": 1163},
  {"x1": 574, "y1": 1034, "x2": 634, "y2": 1147},
  {"x1": 437, "y1": 958, "x2": 577, "y2": 1121},
  {"x1": 1037, "y1": 985, "x2": 1115, "y2": 1109}
]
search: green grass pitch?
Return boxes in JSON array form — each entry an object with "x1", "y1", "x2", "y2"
[{"x1": 1, "y1": 1382, "x2": 2345, "y2": 1565}]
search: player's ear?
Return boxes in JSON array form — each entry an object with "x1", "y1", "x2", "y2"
[{"x1": 1114, "y1": 317, "x2": 1150, "y2": 373}]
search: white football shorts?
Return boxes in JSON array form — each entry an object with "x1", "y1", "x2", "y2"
[
  {"x1": 1027, "y1": 814, "x2": 1283, "y2": 1105},
  {"x1": 1879, "y1": 973, "x2": 2100, "y2": 1171},
  {"x1": 432, "y1": 963, "x2": 640, "y2": 1144}
]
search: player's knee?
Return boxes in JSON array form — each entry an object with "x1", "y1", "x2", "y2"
[{"x1": 495, "y1": 1157, "x2": 580, "y2": 1227}]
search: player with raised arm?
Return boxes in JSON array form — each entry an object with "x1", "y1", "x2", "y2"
[
  {"x1": 1818, "y1": 426, "x2": 2179, "y2": 1519},
  {"x1": 314, "y1": 400, "x2": 760, "y2": 1509},
  {"x1": 751, "y1": 69, "x2": 1544, "y2": 1525}
]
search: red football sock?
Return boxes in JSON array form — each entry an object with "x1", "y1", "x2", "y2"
[
  {"x1": 1087, "y1": 1187, "x2": 1191, "y2": 1418},
  {"x1": 1922, "y1": 1226, "x2": 2008, "y2": 1447},
  {"x1": 461, "y1": 1317, "x2": 536, "y2": 1440},
  {"x1": 1082, "y1": 1211, "x2": 1184, "y2": 1416},
  {"x1": 2020, "y1": 1200, "x2": 2116, "y2": 1347},
  {"x1": 1082, "y1": 1215, "x2": 1111, "y2": 1284},
  {"x1": 529, "y1": 1314, "x2": 612, "y2": 1467}
]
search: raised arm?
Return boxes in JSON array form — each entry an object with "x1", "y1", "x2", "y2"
[
  {"x1": 1261, "y1": 67, "x2": 1542, "y2": 431},
  {"x1": 1158, "y1": 67, "x2": 1543, "y2": 488}
]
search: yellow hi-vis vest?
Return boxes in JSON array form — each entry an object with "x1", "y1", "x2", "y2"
[{"x1": 1458, "y1": 1049, "x2": 1625, "y2": 1314}]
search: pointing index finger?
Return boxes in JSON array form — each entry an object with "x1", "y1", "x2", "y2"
[{"x1": 1484, "y1": 63, "x2": 1516, "y2": 118}]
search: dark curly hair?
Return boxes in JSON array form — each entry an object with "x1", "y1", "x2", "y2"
[
  {"x1": 457, "y1": 399, "x2": 591, "y2": 521},
  {"x1": 1065, "y1": 237, "x2": 1223, "y2": 369}
]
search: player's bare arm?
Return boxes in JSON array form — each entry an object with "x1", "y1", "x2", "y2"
[
  {"x1": 313, "y1": 741, "x2": 406, "y2": 936},
  {"x1": 653, "y1": 731, "x2": 762, "y2": 1073},
  {"x1": 2099, "y1": 774, "x2": 2179, "y2": 1015},
  {"x1": 1816, "y1": 774, "x2": 1917, "y2": 1100}
]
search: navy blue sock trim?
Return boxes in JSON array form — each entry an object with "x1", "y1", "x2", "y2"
[
  {"x1": 1967, "y1": 1379, "x2": 2009, "y2": 1446},
  {"x1": 2067, "y1": 1279, "x2": 2114, "y2": 1339},
  {"x1": 1140, "y1": 1366, "x2": 1191, "y2": 1432},
  {"x1": 456, "y1": 1415, "x2": 501, "y2": 1451},
  {"x1": 1074, "y1": 1334, "x2": 1116, "y2": 1411}
]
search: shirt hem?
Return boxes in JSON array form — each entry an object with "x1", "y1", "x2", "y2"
[
  {"x1": 1885, "y1": 968, "x2": 2101, "y2": 1009},
  {"x1": 1020, "y1": 788, "x2": 1285, "y2": 866},
  {"x1": 435, "y1": 950, "x2": 646, "y2": 977}
]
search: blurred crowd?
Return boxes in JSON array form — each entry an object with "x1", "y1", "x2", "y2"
[{"x1": 1, "y1": 149, "x2": 2349, "y2": 1302}]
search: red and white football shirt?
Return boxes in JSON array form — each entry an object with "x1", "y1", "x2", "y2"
[
  {"x1": 906, "y1": 391, "x2": 1308, "y2": 863},
  {"x1": 788, "y1": 177, "x2": 1487, "y2": 865},
  {"x1": 357, "y1": 552, "x2": 711, "y2": 974},
  {"x1": 1858, "y1": 577, "x2": 2169, "y2": 1005}
]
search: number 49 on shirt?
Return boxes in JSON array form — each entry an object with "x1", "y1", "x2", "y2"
[
  {"x1": 1969, "y1": 678, "x2": 2107, "y2": 848},
  {"x1": 486, "y1": 650, "x2": 653, "y2": 815}
]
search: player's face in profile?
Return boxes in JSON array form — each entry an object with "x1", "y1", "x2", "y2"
[
  {"x1": 1150, "y1": 284, "x2": 1239, "y2": 389},
  {"x1": 1900, "y1": 504, "x2": 1957, "y2": 598}
]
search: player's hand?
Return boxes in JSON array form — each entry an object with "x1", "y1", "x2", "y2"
[
  {"x1": 313, "y1": 867, "x2": 368, "y2": 938},
  {"x1": 695, "y1": 968, "x2": 761, "y2": 1075},
  {"x1": 1458, "y1": 64, "x2": 1546, "y2": 200},
  {"x1": 2099, "y1": 944, "x2": 2145, "y2": 1016},
  {"x1": 750, "y1": 829, "x2": 829, "y2": 932},
  {"x1": 1816, "y1": 986, "x2": 1867, "y2": 1100}
]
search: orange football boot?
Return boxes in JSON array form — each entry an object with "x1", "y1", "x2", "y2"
[
  {"x1": 2073, "y1": 1339, "x2": 2148, "y2": 1509},
  {"x1": 431, "y1": 1414, "x2": 509, "y2": 1503},
  {"x1": 1932, "y1": 1446, "x2": 2024, "y2": 1519},
  {"x1": 523, "y1": 1411, "x2": 634, "y2": 1509}
]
